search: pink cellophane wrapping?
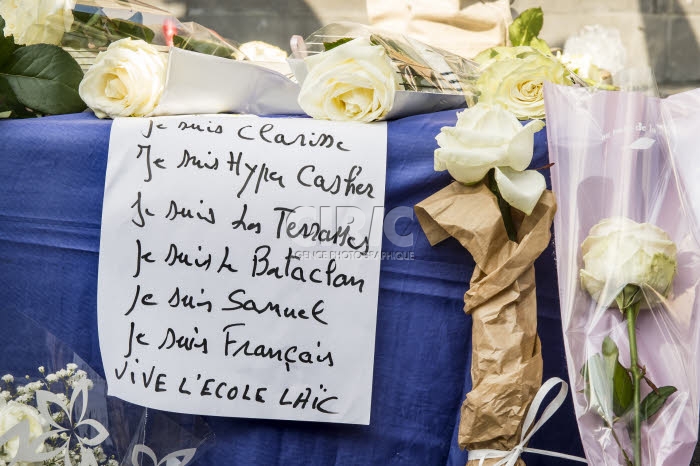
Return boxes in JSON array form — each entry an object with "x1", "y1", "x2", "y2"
[{"x1": 545, "y1": 82, "x2": 700, "y2": 465}]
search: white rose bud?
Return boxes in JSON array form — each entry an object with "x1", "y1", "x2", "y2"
[
  {"x1": 297, "y1": 37, "x2": 400, "y2": 122},
  {"x1": 0, "y1": 401, "x2": 47, "y2": 459},
  {"x1": 477, "y1": 47, "x2": 571, "y2": 120},
  {"x1": 0, "y1": 0, "x2": 74, "y2": 45},
  {"x1": 79, "y1": 38, "x2": 167, "y2": 119},
  {"x1": 580, "y1": 217, "x2": 677, "y2": 308},
  {"x1": 434, "y1": 103, "x2": 546, "y2": 215}
]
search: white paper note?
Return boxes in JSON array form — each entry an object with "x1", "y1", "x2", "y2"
[{"x1": 98, "y1": 115, "x2": 387, "y2": 425}]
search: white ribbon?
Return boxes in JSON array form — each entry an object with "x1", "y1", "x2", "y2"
[{"x1": 468, "y1": 377, "x2": 588, "y2": 466}]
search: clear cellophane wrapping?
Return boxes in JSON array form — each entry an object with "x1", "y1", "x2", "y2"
[{"x1": 545, "y1": 80, "x2": 700, "y2": 465}]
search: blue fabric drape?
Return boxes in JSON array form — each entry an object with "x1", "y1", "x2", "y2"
[{"x1": 0, "y1": 111, "x2": 583, "y2": 465}]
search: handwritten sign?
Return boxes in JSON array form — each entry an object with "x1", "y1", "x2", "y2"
[{"x1": 97, "y1": 115, "x2": 387, "y2": 424}]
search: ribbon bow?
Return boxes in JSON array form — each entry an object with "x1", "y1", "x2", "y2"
[{"x1": 468, "y1": 377, "x2": 588, "y2": 466}]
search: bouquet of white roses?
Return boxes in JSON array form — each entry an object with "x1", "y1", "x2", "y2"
[
  {"x1": 289, "y1": 21, "x2": 481, "y2": 122},
  {"x1": 0, "y1": 0, "x2": 252, "y2": 119},
  {"x1": 545, "y1": 82, "x2": 700, "y2": 465}
]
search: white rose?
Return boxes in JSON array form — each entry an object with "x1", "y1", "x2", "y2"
[
  {"x1": 477, "y1": 47, "x2": 571, "y2": 120},
  {"x1": 580, "y1": 217, "x2": 677, "y2": 309},
  {"x1": 79, "y1": 38, "x2": 167, "y2": 119},
  {"x1": 0, "y1": 0, "x2": 74, "y2": 45},
  {"x1": 297, "y1": 37, "x2": 400, "y2": 122},
  {"x1": 434, "y1": 103, "x2": 546, "y2": 215},
  {"x1": 0, "y1": 401, "x2": 47, "y2": 461}
]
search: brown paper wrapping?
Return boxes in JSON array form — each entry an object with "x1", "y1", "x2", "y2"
[{"x1": 415, "y1": 181, "x2": 557, "y2": 466}]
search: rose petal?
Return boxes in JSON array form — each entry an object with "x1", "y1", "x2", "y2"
[
  {"x1": 504, "y1": 119, "x2": 545, "y2": 171},
  {"x1": 494, "y1": 167, "x2": 546, "y2": 215}
]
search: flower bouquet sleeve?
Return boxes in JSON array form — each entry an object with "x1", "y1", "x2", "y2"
[
  {"x1": 0, "y1": 0, "x2": 242, "y2": 62},
  {"x1": 544, "y1": 82, "x2": 700, "y2": 465},
  {"x1": 413, "y1": 102, "x2": 570, "y2": 465},
  {"x1": 0, "y1": 0, "x2": 249, "y2": 118},
  {"x1": 0, "y1": 309, "x2": 214, "y2": 465},
  {"x1": 661, "y1": 88, "x2": 700, "y2": 244},
  {"x1": 289, "y1": 22, "x2": 481, "y2": 122}
]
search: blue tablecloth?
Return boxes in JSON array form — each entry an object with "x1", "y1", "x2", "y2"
[{"x1": 0, "y1": 111, "x2": 583, "y2": 465}]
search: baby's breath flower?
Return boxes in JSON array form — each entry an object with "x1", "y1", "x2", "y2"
[
  {"x1": 56, "y1": 369, "x2": 70, "y2": 378},
  {"x1": 66, "y1": 363, "x2": 78, "y2": 371},
  {"x1": 1, "y1": 374, "x2": 13, "y2": 383},
  {"x1": 27, "y1": 381, "x2": 43, "y2": 391},
  {"x1": 94, "y1": 446, "x2": 107, "y2": 463},
  {"x1": 38, "y1": 366, "x2": 45, "y2": 373},
  {"x1": 46, "y1": 374, "x2": 58, "y2": 383}
]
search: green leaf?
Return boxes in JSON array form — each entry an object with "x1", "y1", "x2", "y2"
[
  {"x1": 173, "y1": 35, "x2": 235, "y2": 59},
  {"x1": 612, "y1": 362, "x2": 634, "y2": 416},
  {"x1": 0, "y1": 44, "x2": 86, "y2": 115},
  {"x1": 72, "y1": 10, "x2": 103, "y2": 28},
  {"x1": 110, "y1": 18, "x2": 155, "y2": 43},
  {"x1": 640, "y1": 386, "x2": 677, "y2": 422},
  {"x1": 0, "y1": 76, "x2": 35, "y2": 118},
  {"x1": 509, "y1": 7, "x2": 544, "y2": 46},
  {"x1": 601, "y1": 337, "x2": 634, "y2": 417},
  {"x1": 65, "y1": 11, "x2": 109, "y2": 48},
  {"x1": 66, "y1": 12, "x2": 155, "y2": 47},
  {"x1": 529, "y1": 36, "x2": 552, "y2": 56},
  {"x1": 0, "y1": 15, "x2": 19, "y2": 67},
  {"x1": 323, "y1": 37, "x2": 353, "y2": 51}
]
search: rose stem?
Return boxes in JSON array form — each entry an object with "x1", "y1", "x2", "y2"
[
  {"x1": 486, "y1": 169, "x2": 517, "y2": 242},
  {"x1": 625, "y1": 300, "x2": 643, "y2": 466},
  {"x1": 636, "y1": 364, "x2": 661, "y2": 394}
]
